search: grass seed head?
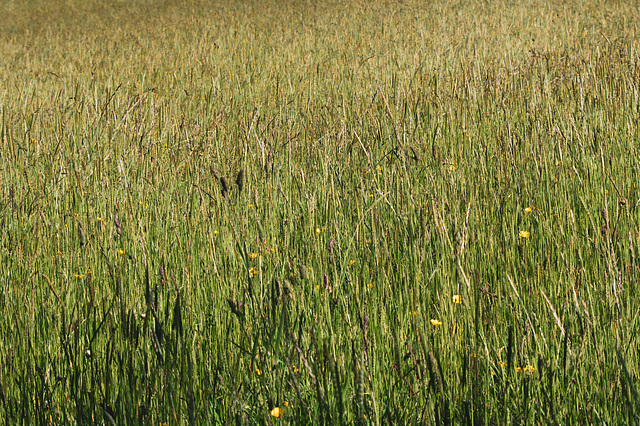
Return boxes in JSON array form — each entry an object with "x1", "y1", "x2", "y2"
[
  {"x1": 220, "y1": 177, "x2": 228, "y2": 198},
  {"x1": 235, "y1": 169, "x2": 244, "y2": 192}
]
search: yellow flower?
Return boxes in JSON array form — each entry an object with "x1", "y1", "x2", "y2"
[
  {"x1": 524, "y1": 207, "x2": 534, "y2": 213},
  {"x1": 449, "y1": 164, "x2": 457, "y2": 171},
  {"x1": 518, "y1": 231, "x2": 530, "y2": 238},
  {"x1": 315, "y1": 228, "x2": 322, "y2": 235},
  {"x1": 249, "y1": 252, "x2": 258, "y2": 260},
  {"x1": 524, "y1": 365, "x2": 535, "y2": 373},
  {"x1": 117, "y1": 249, "x2": 124, "y2": 256},
  {"x1": 430, "y1": 319, "x2": 442, "y2": 327},
  {"x1": 255, "y1": 367, "x2": 262, "y2": 376},
  {"x1": 348, "y1": 259, "x2": 355, "y2": 266},
  {"x1": 515, "y1": 367, "x2": 522, "y2": 373},
  {"x1": 270, "y1": 407, "x2": 284, "y2": 418},
  {"x1": 97, "y1": 216, "x2": 103, "y2": 222},
  {"x1": 452, "y1": 295, "x2": 462, "y2": 304},
  {"x1": 249, "y1": 266, "x2": 259, "y2": 277}
]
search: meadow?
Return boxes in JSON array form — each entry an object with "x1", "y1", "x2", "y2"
[{"x1": 1, "y1": 0, "x2": 639, "y2": 423}]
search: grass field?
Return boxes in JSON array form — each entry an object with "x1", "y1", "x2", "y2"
[{"x1": 1, "y1": 0, "x2": 639, "y2": 423}]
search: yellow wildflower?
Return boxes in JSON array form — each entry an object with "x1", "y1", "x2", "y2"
[
  {"x1": 249, "y1": 267, "x2": 259, "y2": 277},
  {"x1": 255, "y1": 367, "x2": 262, "y2": 376},
  {"x1": 524, "y1": 207, "x2": 534, "y2": 213},
  {"x1": 249, "y1": 252, "x2": 258, "y2": 260},
  {"x1": 518, "y1": 231, "x2": 530, "y2": 238},
  {"x1": 315, "y1": 228, "x2": 322, "y2": 235},
  {"x1": 430, "y1": 319, "x2": 442, "y2": 327},
  {"x1": 348, "y1": 259, "x2": 355, "y2": 266},
  {"x1": 452, "y1": 295, "x2": 462, "y2": 304},
  {"x1": 270, "y1": 407, "x2": 284, "y2": 418},
  {"x1": 524, "y1": 365, "x2": 535, "y2": 373}
]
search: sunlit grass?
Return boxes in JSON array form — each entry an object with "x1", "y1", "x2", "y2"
[{"x1": 1, "y1": 0, "x2": 639, "y2": 423}]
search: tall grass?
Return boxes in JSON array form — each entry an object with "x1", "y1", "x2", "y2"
[{"x1": 1, "y1": 0, "x2": 639, "y2": 423}]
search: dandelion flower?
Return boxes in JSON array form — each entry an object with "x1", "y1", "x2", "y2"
[
  {"x1": 430, "y1": 319, "x2": 443, "y2": 327},
  {"x1": 518, "y1": 231, "x2": 530, "y2": 238},
  {"x1": 452, "y1": 295, "x2": 462, "y2": 304},
  {"x1": 270, "y1": 407, "x2": 284, "y2": 418}
]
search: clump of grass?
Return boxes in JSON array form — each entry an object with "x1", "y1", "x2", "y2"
[{"x1": 0, "y1": 0, "x2": 639, "y2": 423}]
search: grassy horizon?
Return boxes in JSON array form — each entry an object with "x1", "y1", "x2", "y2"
[{"x1": 1, "y1": 0, "x2": 639, "y2": 424}]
